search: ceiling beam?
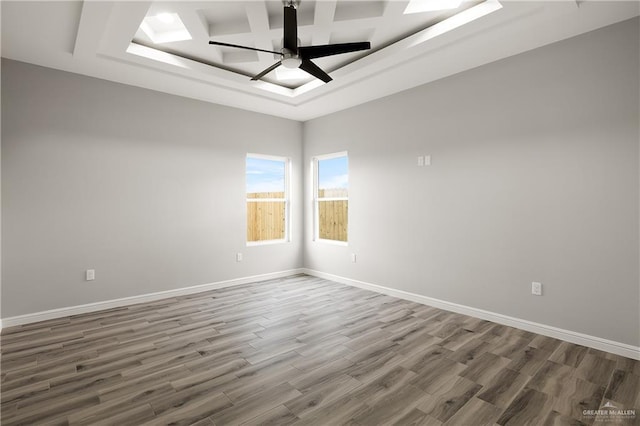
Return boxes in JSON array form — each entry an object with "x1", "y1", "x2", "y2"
[
  {"x1": 382, "y1": 1, "x2": 410, "y2": 20},
  {"x1": 73, "y1": 1, "x2": 115, "y2": 58},
  {"x1": 99, "y1": 2, "x2": 151, "y2": 57},
  {"x1": 245, "y1": 2, "x2": 276, "y2": 63},
  {"x1": 311, "y1": 1, "x2": 337, "y2": 45},
  {"x1": 173, "y1": 4, "x2": 220, "y2": 62}
]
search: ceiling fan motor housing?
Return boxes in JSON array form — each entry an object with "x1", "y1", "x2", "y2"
[{"x1": 281, "y1": 50, "x2": 302, "y2": 69}]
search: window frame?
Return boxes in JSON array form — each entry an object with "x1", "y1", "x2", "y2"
[
  {"x1": 246, "y1": 153, "x2": 291, "y2": 246},
  {"x1": 312, "y1": 151, "x2": 349, "y2": 246}
]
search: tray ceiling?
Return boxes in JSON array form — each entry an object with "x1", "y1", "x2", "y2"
[
  {"x1": 131, "y1": 1, "x2": 484, "y2": 89},
  {"x1": 1, "y1": 1, "x2": 638, "y2": 121}
]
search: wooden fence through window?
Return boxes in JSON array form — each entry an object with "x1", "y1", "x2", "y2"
[
  {"x1": 247, "y1": 192, "x2": 285, "y2": 242},
  {"x1": 318, "y1": 188, "x2": 348, "y2": 242},
  {"x1": 247, "y1": 189, "x2": 348, "y2": 242}
]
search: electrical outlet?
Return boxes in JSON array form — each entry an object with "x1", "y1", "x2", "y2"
[
  {"x1": 351, "y1": 253, "x2": 357, "y2": 263},
  {"x1": 236, "y1": 253, "x2": 243, "y2": 262},
  {"x1": 417, "y1": 156, "x2": 424, "y2": 166},
  {"x1": 424, "y1": 155, "x2": 431, "y2": 166},
  {"x1": 86, "y1": 269, "x2": 95, "y2": 281},
  {"x1": 532, "y1": 281, "x2": 542, "y2": 296}
]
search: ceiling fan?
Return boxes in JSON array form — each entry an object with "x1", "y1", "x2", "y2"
[{"x1": 208, "y1": 0, "x2": 371, "y2": 83}]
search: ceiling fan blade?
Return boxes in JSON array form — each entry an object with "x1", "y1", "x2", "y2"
[
  {"x1": 209, "y1": 41, "x2": 280, "y2": 55},
  {"x1": 251, "y1": 61, "x2": 282, "y2": 81},
  {"x1": 299, "y1": 42, "x2": 371, "y2": 59},
  {"x1": 300, "y1": 59, "x2": 332, "y2": 83},
  {"x1": 283, "y1": 5, "x2": 298, "y2": 51}
]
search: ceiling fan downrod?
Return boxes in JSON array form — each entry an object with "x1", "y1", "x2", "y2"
[{"x1": 283, "y1": 0, "x2": 301, "y2": 8}]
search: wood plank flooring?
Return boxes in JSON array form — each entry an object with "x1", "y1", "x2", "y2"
[{"x1": 1, "y1": 274, "x2": 639, "y2": 425}]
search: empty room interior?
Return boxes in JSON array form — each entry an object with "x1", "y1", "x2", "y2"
[{"x1": 1, "y1": 0, "x2": 639, "y2": 425}]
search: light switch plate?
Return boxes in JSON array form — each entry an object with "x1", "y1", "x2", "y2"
[{"x1": 532, "y1": 281, "x2": 542, "y2": 296}]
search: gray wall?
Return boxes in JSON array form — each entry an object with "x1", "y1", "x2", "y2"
[
  {"x1": 2, "y1": 18, "x2": 638, "y2": 347},
  {"x1": 2, "y1": 59, "x2": 303, "y2": 317},
  {"x1": 303, "y1": 18, "x2": 640, "y2": 346}
]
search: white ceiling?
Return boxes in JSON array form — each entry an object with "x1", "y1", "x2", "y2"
[{"x1": 1, "y1": 1, "x2": 638, "y2": 121}]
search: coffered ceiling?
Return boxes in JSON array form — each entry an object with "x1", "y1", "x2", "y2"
[
  {"x1": 131, "y1": 0, "x2": 485, "y2": 89},
  {"x1": 1, "y1": 1, "x2": 638, "y2": 121}
]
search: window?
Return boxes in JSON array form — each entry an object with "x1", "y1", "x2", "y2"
[
  {"x1": 246, "y1": 154, "x2": 290, "y2": 244},
  {"x1": 313, "y1": 152, "x2": 348, "y2": 243}
]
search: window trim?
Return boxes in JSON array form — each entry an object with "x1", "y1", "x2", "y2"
[
  {"x1": 312, "y1": 151, "x2": 348, "y2": 246},
  {"x1": 246, "y1": 153, "x2": 291, "y2": 246}
]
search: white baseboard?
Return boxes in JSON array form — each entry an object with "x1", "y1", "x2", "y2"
[
  {"x1": 303, "y1": 269, "x2": 640, "y2": 360},
  {"x1": 0, "y1": 269, "x2": 305, "y2": 330},
  {"x1": 2, "y1": 267, "x2": 638, "y2": 360}
]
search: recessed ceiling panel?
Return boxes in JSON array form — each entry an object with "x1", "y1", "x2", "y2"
[
  {"x1": 199, "y1": 3, "x2": 252, "y2": 36},
  {"x1": 334, "y1": 1, "x2": 387, "y2": 21},
  {"x1": 139, "y1": 13, "x2": 192, "y2": 44},
  {"x1": 223, "y1": 50, "x2": 260, "y2": 64}
]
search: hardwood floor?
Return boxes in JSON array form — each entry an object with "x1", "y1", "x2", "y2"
[{"x1": 1, "y1": 274, "x2": 638, "y2": 425}]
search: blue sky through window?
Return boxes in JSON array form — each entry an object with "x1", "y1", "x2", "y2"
[
  {"x1": 246, "y1": 157, "x2": 285, "y2": 194},
  {"x1": 319, "y1": 156, "x2": 348, "y2": 190}
]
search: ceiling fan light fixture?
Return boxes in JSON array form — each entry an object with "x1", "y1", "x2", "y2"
[
  {"x1": 404, "y1": 0, "x2": 464, "y2": 14},
  {"x1": 281, "y1": 56, "x2": 302, "y2": 69}
]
